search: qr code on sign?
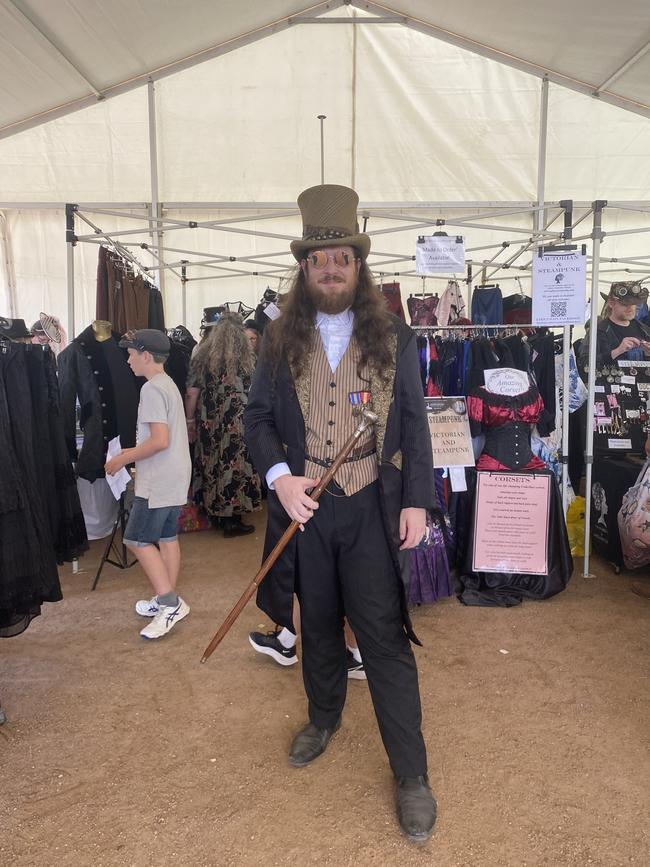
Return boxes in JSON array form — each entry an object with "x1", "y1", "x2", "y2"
[{"x1": 550, "y1": 301, "x2": 567, "y2": 320}]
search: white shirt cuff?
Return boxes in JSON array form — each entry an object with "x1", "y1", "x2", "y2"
[{"x1": 266, "y1": 463, "x2": 291, "y2": 490}]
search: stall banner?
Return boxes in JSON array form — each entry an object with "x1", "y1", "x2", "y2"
[
  {"x1": 425, "y1": 396, "x2": 475, "y2": 467},
  {"x1": 472, "y1": 472, "x2": 551, "y2": 574},
  {"x1": 416, "y1": 235, "x2": 465, "y2": 274},
  {"x1": 532, "y1": 251, "x2": 587, "y2": 326}
]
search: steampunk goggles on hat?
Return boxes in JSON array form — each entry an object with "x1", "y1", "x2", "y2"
[
  {"x1": 305, "y1": 249, "x2": 357, "y2": 269},
  {"x1": 609, "y1": 282, "x2": 648, "y2": 303}
]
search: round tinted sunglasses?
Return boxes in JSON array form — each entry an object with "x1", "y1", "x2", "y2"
[{"x1": 305, "y1": 250, "x2": 357, "y2": 269}]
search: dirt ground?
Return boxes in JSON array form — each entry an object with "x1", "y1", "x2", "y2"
[{"x1": 1, "y1": 507, "x2": 648, "y2": 867}]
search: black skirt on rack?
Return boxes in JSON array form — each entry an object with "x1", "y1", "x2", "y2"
[{"x1": 458, "y1": 468, "x2": 573, "y2": 607}]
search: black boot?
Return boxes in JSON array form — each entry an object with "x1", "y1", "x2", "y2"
[
  {"x1": 222, "y1": 515, "x2": 255, "y2": 538},
  {"x1": 395, "y1": 775, "x2": 437, "y2": 843},
  {"x1": 288, "y1": 718, "x2": 341, "y2": 768}
]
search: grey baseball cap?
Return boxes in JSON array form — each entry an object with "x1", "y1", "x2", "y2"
[{"x1": 119, "y1": 328, "x2": 170, "y2": 356}]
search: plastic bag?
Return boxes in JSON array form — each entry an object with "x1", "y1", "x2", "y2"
[
  {"x1": 617, "y1": 460, "x2": 650, "y2": 570},
  {"x1": 567, "y1": 496, "x2": 587, "y2": 557}
]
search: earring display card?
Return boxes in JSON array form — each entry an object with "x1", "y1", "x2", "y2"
[{"x1": 593, "y1": 365, "x2": 650, "y2": 455}]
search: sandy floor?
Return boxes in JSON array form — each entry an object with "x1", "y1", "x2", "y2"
[{"x1": 1, "y1": 508, "x2": 649, "y2": 867}]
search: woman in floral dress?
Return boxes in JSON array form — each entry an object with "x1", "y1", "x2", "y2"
[{"x1": 185, "y1": 313, "x2": 261, "y2": 537}]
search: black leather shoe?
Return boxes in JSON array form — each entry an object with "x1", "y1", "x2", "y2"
[
  {"x1": 395, "y1": 775, "x2": 437, "y2": 843},
  {"x1": 222, "y1": 516, "x2": 255, "y2": 538},
  {"x1": 288, "y1": 719, "x2": 341, "y2": 768}
]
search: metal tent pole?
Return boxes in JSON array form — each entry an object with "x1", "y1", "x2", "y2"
[
  {"x1": 535, "y1": 76, "x2": 549, "y2": 238},
  {"x1": 535, "y1": 78, "x2": 575, "y2": 513},
  {"x1": 147, "y1": 79, "x2": 165, "y2": 300},
  {"x1": 561, "y1": 324, "x2": 572, "y2": 514},
  {"x1": 65, "y1": 204, "x2": 77, "y2": 337},
  {"x1": 582, "y1": 200, "x2": 607, "y2": 576},
  {"x1": 559, "y1": 199, "x2": 573, "y2": 514},
  {"x1": 318, "y1": 115, "x2": 326, "y2": 184},
  {"x1": 181, "y1": 262, "x2": 188, "y2": 326}
]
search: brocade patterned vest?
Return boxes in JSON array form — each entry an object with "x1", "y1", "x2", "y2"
[{"x1": 304, "y1": 336, "x2": 378, "y2": 495}]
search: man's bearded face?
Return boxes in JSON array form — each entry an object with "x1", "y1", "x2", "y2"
[{"x1": 302, "y1": 245, "x2": 360, "y2": 314}]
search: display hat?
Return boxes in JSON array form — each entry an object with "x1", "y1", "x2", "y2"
[
  {"x1": 31, "y1": 312, "x2": 63, "y2": 343},
  {"x1": 290, "y1": 184, "x2": 370, "y2": 262},
  {"x1": 119, "y1": 328, "x2": 170, "y2": 356},
  {"x1": 599, "y1": 281, "x2": 648, "y2": 305},
  {"x1": 201, "y1": 306, "x2": 223, "y2": 329},
  {"x1": 0, "y1": 316, "x2": 31, "y2": 339}
]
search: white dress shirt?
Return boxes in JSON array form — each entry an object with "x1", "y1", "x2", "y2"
[{"x1": 266, "y1": 309, "x2": 354, "y2": 489}]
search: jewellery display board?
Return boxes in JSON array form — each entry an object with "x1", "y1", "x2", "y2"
[{"x1": 592, "y1": 361, "x2": 650, "y2": 454}]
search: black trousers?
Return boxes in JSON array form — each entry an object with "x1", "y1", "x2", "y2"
[{"x1": 296, "y1": 481, "x2": 427, "y2": 778}]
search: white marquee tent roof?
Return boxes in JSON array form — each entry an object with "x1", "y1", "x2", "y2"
[
  {"x1": 1, "y1": 0, "x2": 650, "y2": 337},
  {"x1": 1, "y1": 0, "x2": 650, "y2": 138}
]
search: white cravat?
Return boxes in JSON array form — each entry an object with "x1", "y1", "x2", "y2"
[{"x1": 316, "y1": 308, "x2": 354, "y2": 372}]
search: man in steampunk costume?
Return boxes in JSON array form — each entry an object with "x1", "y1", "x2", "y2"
[{"x1": 244, "y1": 185, "x2": 437, "y2": 841}]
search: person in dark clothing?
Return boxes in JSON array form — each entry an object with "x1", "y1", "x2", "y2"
[
  {"x1": 244, "y1": 184, "x2": 437, "y2": 843},
  {"x1": 578, "y1": 281, "x2": 650, "y2": 374},
  {"x1": 243, "y1": 320, "x2": 262, "y2": 356}
]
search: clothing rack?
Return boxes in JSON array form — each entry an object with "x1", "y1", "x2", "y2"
[
  {"x1": 412, "y1": 323, "x2": 562, "y2": 330},
  {"x1": 414, "y1": 322, "x2": 573, "y2": 515}
]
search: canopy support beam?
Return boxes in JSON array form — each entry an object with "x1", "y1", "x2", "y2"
[
  {"x1": 594, "y1": 39, "x2": 650, "y2": 95},
  {"x1": 6, "y1": 0, "x2": 102, "y2": 97}
]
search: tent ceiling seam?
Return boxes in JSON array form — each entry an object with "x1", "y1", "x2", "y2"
[
  {"x1": 594, "y1": 38, "x2": 650, "y2": 94},
  {"x1": 0, "y1": 0, "x2": 342, "y2": 140},
  {"x1": 7, "y1": 0, "x2": 102, "y2": 97}
]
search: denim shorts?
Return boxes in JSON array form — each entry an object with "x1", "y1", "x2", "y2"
[{"x1": 123, "y1": 497, "x2": 181, "y2": 547}]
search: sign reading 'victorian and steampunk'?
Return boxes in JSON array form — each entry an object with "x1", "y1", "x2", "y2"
[
  {"x1": 532, "y1": 250, "x2": 587, "y2": 326},
  {"x1": 425, "y1": 396, "x2": 475, "y2": 468},
  {"x1": 472, "y1": 472, "x2": 551, "y2": 574}
]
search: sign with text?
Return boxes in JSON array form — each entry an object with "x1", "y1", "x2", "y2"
[
  {"x1": 484, "y1": 367, "x2": 529, "y2": 397},
  {"x1": 416, "y1": 235, "x2": 465, "y2": 274},
  {"x1": 425, "y1": 396, "x2": 475, "y2": 467},
  {"x1": 472, "y1": 472, "x2": 551, "y2": 574},
  {"x1": 532, "y1": 251, "x2": 587, "y2": 326}
]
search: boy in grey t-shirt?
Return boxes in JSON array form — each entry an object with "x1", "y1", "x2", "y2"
[{"x1": 105, "y1": 330, "x2": 191, "y2": 640}]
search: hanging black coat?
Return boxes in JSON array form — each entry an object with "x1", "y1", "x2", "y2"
[{"x1": 58, "y1": 326, "x2": 140, "y2": 482}]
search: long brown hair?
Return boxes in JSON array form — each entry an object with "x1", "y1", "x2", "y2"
[
  {"x1": 264, "y1": 260, "x2": 394, "y2": 380},
  {"x1": 191, "y1": 312, "x2": 255, "y2": 381}
]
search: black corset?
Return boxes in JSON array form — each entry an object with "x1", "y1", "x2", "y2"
[{"x1": 482, "y1": 422, "x2": 534, "y2": 470}]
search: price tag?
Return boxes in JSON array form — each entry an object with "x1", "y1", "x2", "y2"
[
  {"x1": 449, "y1": 466, "x2": 467, "y2": 492},
  {"x1": 263, "y1": 302, "x2": 281, "y2": 321}
]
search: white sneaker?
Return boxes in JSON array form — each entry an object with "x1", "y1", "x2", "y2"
[
  {"x1": 135, "y1": 597, "x2": 160, "y2": 617},
  {"x1": 140, "y1": 598, "x2": 190, "y2": 640}
]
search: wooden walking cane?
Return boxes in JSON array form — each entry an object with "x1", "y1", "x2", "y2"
[{"x1": 200, "y1": 406, "x2": 378, "y2": 663}]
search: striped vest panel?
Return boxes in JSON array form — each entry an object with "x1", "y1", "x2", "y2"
[{"x1": 304, "y1": 336, "x2": 378, "y2": 495}]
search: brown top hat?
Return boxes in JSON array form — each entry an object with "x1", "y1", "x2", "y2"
[
  {"x1": 290, "y1": 184, "x2": 370, "y2": 262},
  {"x1": 600, "y1": 281, "x2": 648, "y2": 305}
]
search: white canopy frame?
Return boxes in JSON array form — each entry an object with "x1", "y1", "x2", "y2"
[{"x1": 66, "y1": 198, "x2": 576, "y2": 522}]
